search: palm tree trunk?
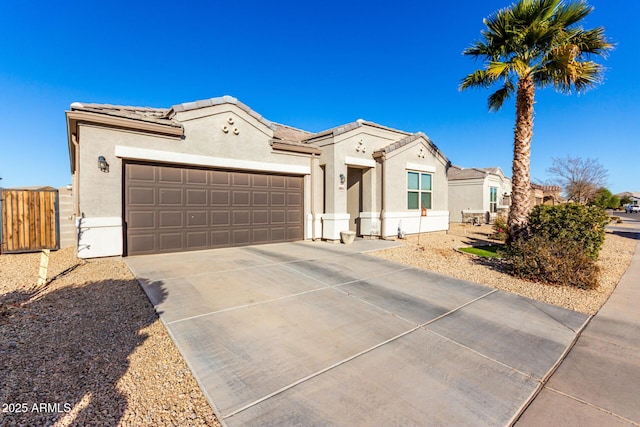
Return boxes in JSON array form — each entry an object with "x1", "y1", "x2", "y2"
[{"x1": 508, "y1": 75, "x2": 535, "y2": 243}]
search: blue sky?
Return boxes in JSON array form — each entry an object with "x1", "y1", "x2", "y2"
[{"x1": 1, "y1": 0, "x2": 637, "y2": 194}]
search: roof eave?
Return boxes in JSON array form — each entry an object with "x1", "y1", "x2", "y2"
[{"x1": 66, "y1": 110, "x2": 184, "y2": 138}]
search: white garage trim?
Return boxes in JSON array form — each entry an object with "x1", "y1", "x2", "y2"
[{"x1": 115, "y1": 146, "x2": 311, "y2": 175}]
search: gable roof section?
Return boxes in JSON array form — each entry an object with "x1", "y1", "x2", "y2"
[
  {"x1": 271, "y1": 123, "x2": 313, "y2": 143},
  {"x1": 374, "y1": 132, "x2": 450, "y2": 165},
  {"x1": 68, "y1": 102, "x2": 180, "y2": 128},
  {"x1": 169, "y1": 95, "x2": 274, "y2": 130},
  {"x1": 303, "y1": 119, "x2": 411, "y2": 144},
  {"x1": 448, "y1": 165, "x2": 507, "y2": 181}
]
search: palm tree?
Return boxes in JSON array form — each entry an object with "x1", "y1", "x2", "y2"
[{"x1": 460, "y1": 0, "x2": 612, "y2": 242}]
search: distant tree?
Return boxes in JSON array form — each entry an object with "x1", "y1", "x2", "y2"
[
  {"x1": 547, "y1": 155, "x2": 608, "y2": 204},
  {"x1": 619, "y1": 194, "x2": 632, "y2": 206},
  {"x1": 460, "y1": 0, "x2": 612, "y2": 242},
  {"x1": 591, "y1": 187, "x2": 619, "y2": 209}
]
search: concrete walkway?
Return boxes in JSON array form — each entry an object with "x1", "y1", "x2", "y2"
[
  {"x1": 516, "y1": 219, "x2": 640, "y2": 426},
  {"x1": 126, "y1": 239, "x2": 591, "y2": 426}
]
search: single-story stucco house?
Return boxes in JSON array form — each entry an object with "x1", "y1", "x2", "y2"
[
  {"x1": 448, "y1": 165, "x2": 511, "y2": 223},
  {"x1": 66, "y1": 96, "x2": 451, "y2": 258}
]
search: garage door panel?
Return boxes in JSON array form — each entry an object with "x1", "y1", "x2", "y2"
[
  {"x1": 287, "y1": 226, "x2": 303, "y2": 240},
  {"x1": 126, "y1": 163, "x2": 304, "y2": 255},
  {"x1": 212, "y1": 211, "x2": 230, "y2": 226},
  {"x1": 271, "y1": 228, "x2": 286, "y2": 241},
  {"x1": 211, "y1": 190, "x2": 230, "y2": 206},
  {"x1": 159, "y1": 166, "x2": 183, "y2": 183},
  {"x1": 287, "y1": 177, "x2": 302, "y2": 189},
  {"x1": 128, "y1": 187, "x2": 155, "y2": 205},
  {"x1": 233, "y1": 230, "x2": 250, "y2": 245},
  {"x1": 271, "y1": 210, "x2": 286, "y2": 224},
  {"x1": 287, "y1": 193, "x2": 302, "y2": 206},
  {"x1": 159, "y1": 188, "x2": 183, "y2": 205},
  {"x1": 233, "y1": 191, "x2": 250, "y2": 206},
  {"x1": 128, "y1": 164, "x2": 155, "y2": 181},
  {"x1": 159, "y1": 233, "x2": 183, "y2": 251},
  {"x1": 187, "y1": 189, "x2": 207, "y2": 205},
  {"x1": 253, "y1": 192, "x2": 269, "y2": 206},
  {"x1": 271, "y1": 176, "x2": 286, "y2": 188},
  {"x1": 186, "y1": 169, "x2": 207, "y2": 184},
  {"x1": 128, "y1": 234, "x2": 156, "y2": 254},
  {"x1": 211, "y1": 231, "x2": 231, "y2": 247},
  {"x1": 187, "y1": 211, "x2": 207, "y2": 227},
  {"x1": 233, "y1": 173, "x2": 250, "y2": 186},
  {"x1": 129, "y1": 211, "x2": 156, "y2": 228},
  {"x1": 252, "y1": 228, "x2": 270, "y2": 243},
  {"x1": 287, "y1": 210, "x2": 302, "y2": 223},
  {"x1": 271, "y1": 193, "x2": 286, "y2": 206},
  {"x1": 159, "y1": 211, "x2": 183, "y2": 228},
  {"x1": 233, "y1": 211, "x2": 250, "y2": 226},
  {"x1": 211, "y1": 171, "x2": 231, "y2": 185},
  {"x1": 252, "y1": 175, "x2": 269, "y2": 187},
  {"x1": 253, "y1": 210, "x2": 269, "y2": 225},
  {"x1": 187, "y1": 232, "x2": 208, "y2": 248}
]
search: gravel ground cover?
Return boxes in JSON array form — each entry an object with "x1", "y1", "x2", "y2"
[
  {"x1": 0, "y1": 223, "x2": 635, "y2": 425},
  {"x1": 372, "y1": 223, "x2": 637, "y2": 315},
  {"x1": 0, "y1": 248, "x2": 220, "y2": 427}
]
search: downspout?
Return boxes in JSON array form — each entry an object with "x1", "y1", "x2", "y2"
[
  {"x1": 310, "y1": 154, "x2": 317, "y2": 241},
  {"x1": 71, "y1": 133, "x2": 80, "y2": 216}
]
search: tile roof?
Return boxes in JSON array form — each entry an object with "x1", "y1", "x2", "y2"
[
  {"x1": 170, "y1": 95, "x2": 276, "y2": 131},
  {"x1": 271, "y1": 123, "x2": 314, "y2": 143},
  {"x1": 69, "y1": 102, "x2": 180, "y2": 128},
  {"x1": 374, "y1": 132, "x2": 449, "y2": 164},
  {"x1": 448, "y1": 165, "x2": 505, "y2": 180},
  {"x1": 303, "y1": 119, "x2": 411, "y2": 142}
]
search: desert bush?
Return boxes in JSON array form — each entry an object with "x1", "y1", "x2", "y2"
[
  {"x1": 490, "y1": 216, "x2": 508, "y2": 241},
  {"x1": 527, "y1": 204, "x2": 609, "y2": 259},
  {"x1": 505, "y1": 235, "x2": 600, "y2": 289}
]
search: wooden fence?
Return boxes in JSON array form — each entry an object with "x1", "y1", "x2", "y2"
[{"x1": 1, "y1": 188, "x2": 60, "y2": 253}]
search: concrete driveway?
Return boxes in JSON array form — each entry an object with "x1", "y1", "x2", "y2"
[{"x1": 126, "y1": 240, "x2": 588, "y2": 426}]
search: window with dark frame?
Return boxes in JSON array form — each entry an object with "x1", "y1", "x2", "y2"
[{"x1": 489, "y1": 187, "x2": 497, "y2": 213}]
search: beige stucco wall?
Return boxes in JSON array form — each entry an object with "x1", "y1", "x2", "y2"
[
  {"x1": 75, "y1": 104, "x2": 313, "y2": 257},
  {"x1": 382, "y1": 139, "x2": 449, "y2": 236},
  {"x1": 448, "y1": 179, "x2": 484, "y2": 222},
  {"x1": 315, "y1": 125, "x2": 450, "y2": 239}
]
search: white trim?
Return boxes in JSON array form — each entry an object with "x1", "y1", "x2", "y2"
[
  {"x1": 321, "y1": 213, "x2": 351, "y2": 221},
  {"x1": 114, "y1": 146, "x2": 311, "y2": 175},
  {"x1": 76, "y1": 216, "x2": 122, "y2": 227},
  {"x1": 406, "y1": 162, "x2": 436, "y2": 173},
  {"x1": 344, "y1": 156, "x2": 376, "y2": 168}
]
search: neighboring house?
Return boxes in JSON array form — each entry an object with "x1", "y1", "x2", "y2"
[
  {"x1": 66, "y1": 96, "x2": 451, "y2": 258},
  {"x1": 530, "y1": 183, "x2": 562, "y2": 206},
  {"x1": 448, "y1": 166, "x2": 511, "y2": 223}
]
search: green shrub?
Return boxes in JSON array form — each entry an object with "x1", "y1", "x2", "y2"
[
  {"x1": 490, "y1": 216, "x2": 508, "y2": 241},
  {"x1": 527, "y1": 204, "x2": 609, "y2": 259},
  {"x1": 505, "y1": 235, "x2": 600, "y2": 289}
]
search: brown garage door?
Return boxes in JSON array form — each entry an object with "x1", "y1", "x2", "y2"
[{"x1": 124, "y1": 162, "x2": 304, "y2": 255}]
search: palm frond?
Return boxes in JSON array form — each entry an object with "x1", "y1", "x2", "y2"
[
  {"x1": 488, "y1": 81, "x2": 515, "y2": 112},
  {"x1": 459, "y1": 69, "x2": 495, "y2": 91}
]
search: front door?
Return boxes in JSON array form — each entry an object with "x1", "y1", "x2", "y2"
[{"x1": 346, "y1": 167, "x2": 363, "y2": 235}]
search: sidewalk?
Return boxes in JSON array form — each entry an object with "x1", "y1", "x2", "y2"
[{"x1": 516, "y1": 226, "x2": 640, "y2": 426}]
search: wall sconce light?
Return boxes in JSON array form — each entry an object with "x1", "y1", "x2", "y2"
[
  {"x1": 98, "y1": 156, "x2": 109, "y2": 173},
  {"x1": 339, "y1": 173, "x2": 346, "y2": 184}
]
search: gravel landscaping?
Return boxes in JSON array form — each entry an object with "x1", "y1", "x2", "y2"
[
  {"x1": 372, "y1": 223, "x2": 637, "y2": 315},
  {"x1": 0, "y1": 248, "x2": 220, "y2": 427},
  {"x1": 0, "y1": 223, "x2": 635, "y2": 426}
]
